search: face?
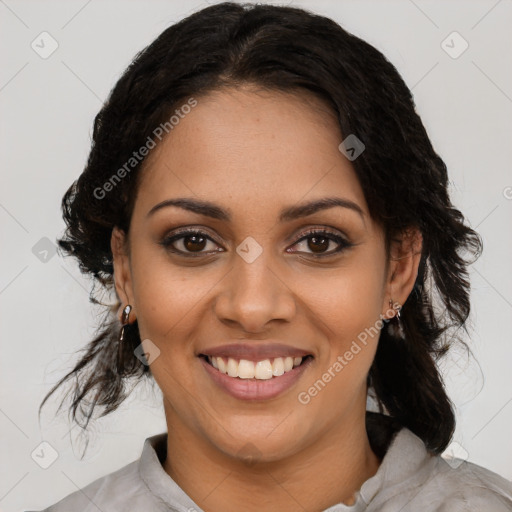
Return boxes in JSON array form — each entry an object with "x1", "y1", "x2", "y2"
[{"x1": 112, "y1": 86, "x2": 419, "y2": 463}]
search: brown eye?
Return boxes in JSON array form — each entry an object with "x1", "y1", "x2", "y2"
[
  {"x1": 160, "y1": 230, "x2": 222, "y2": 256},
  {"x1": 289, "y1": 229, "x2": 353, "y2": 257},
  {"x1": 307, "y1": 235, "x2": 330, "y2": 253},
  {"x1": 182, "y1": 234, "x2": 207, "y2": 252}
]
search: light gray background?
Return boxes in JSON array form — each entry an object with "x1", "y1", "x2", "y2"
[{"x1": 1, "y1": 0, "x2": 511, "y2": 510}]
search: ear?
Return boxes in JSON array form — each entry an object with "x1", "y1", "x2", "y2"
[
  {"x1": 382, "y1": 227, "x2": 423, "y2": 318},
  {"x1": 111, "y1": 226, "x2": 136, "y2": 320}
]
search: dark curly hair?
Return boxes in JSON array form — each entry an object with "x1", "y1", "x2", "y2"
[{"x1": 39, "y1": 1, "x2": 482, "y2": 456}]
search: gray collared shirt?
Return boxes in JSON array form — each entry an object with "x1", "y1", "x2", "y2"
[{"x1": 32, "y1": 428, "x2": 512, "y2": 511}]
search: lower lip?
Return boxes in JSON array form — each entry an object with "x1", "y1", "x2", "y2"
[{"x1": 200, "y1": 356, "x2": 313, "y2": 401}]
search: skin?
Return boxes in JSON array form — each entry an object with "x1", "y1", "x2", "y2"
[{"x1": 111, "y1": 86, "x2": 422, "y2": 512}]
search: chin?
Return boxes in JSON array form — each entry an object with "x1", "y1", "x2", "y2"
[{"x1": 211, "y1": 428, "x2": 305, "y2": 466}]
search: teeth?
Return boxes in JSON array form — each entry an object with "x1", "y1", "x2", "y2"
[
  {"x1": 237, "y1": 359, "x2": 255, "y2": 379},
  {"x1": 227, "y1": 358, "x2": 238, "y2": 377},
  {"x1": 272, "y1": 357, "x2": 284, "y2": 376},
  {"x1": 207, "y1": 355, "x2": 305, "y2": 380},
  {"x1": 217, "y1": 357, "x2": 227, "y2": 373},
  {"x1": 255, "y1": 360, "x2": 273, "y2": 380}
]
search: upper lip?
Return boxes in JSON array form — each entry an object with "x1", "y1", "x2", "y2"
[{"x1": 198, "y1": 343, "x2": 313, "y2": 361}]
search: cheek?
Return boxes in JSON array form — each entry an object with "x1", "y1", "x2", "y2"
[
  {"x1": 304, "y1": 248, "x2": 386, "y2": 393},
  {"x1": 128, "y1": 249, "x2": 206, "y2": 365},
  {"x1": 131, "y1": 264, "x2": 207, "y2": 410},
  {"x1": 298, "y1": 291, "x2": 381, "y2": 415},
  {"x1": 307, "y1": 250, "x2": 387, "y2": 345}
]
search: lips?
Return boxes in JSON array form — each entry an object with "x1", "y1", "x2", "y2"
[{"x1": 198, "y1": 342, "x2": 314, "y2": 401}]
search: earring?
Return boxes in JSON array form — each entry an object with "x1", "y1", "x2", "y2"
[
  {"x1": 387, "y1": 299, "x2": 405, "y2": 339},
  {"x1": 117, "y1": 304, "x2": 133, "y2": 373},
  {"x1": 119, "y1": 304, "x2": 132, "y2": 342}
]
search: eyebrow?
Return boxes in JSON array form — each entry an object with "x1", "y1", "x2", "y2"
[{"x1": 146, "y1": 197, "x2": 365, "y2": 223}]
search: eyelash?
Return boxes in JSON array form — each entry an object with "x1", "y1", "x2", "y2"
[{"x1": 159, "y1": 227, "x2": 353, "y2": 259}]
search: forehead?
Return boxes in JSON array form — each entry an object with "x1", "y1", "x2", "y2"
[{"x1": 135, "y1": 86, "x2": 368, "y2": 219}]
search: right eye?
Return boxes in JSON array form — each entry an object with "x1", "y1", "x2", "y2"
[{"x1": 159, "y1": 229, "x2": 224, "y2": 257}]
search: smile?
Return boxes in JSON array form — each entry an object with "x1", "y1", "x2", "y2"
[{"x1": 199, "y1": 354, "x2": 314, "y2": 401}]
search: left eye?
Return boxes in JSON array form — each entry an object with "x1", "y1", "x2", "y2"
[{"x1": 288, "y1": 229, "x2": 352, "y2": 257}]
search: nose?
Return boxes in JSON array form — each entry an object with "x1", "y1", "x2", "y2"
[{"x1": 213, "y1": 246, "x2": 297, "y2": 333}]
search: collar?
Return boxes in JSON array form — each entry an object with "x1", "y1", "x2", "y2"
[
  {"x1": 137, "y1": 422, "x2": 434, "y2": 511},
  {"x1": 138, "y1": 432, "x2": 200, "y2": 512}
]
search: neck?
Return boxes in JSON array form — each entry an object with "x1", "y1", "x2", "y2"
[{"x1": 162, "y1": 409, "x2": 381, "y2": 511}]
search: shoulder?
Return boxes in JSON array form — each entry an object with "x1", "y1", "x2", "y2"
[
  {"x1": 32, "y1": 459, "x2": 156, "y2": 512},
  {"x1": 365, "y1": 426, "x2": 512, "y2": 512},
  {"x1": 429, "y1": 458, "x2": 512, "y2": 511},
  {"x1": 29, "y1": 431, "x2": 174, "y2": 512}
]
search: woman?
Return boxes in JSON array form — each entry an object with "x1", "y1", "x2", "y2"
[{"x1": 35, "y1": 2, "x2": 512, "y2": 511}]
